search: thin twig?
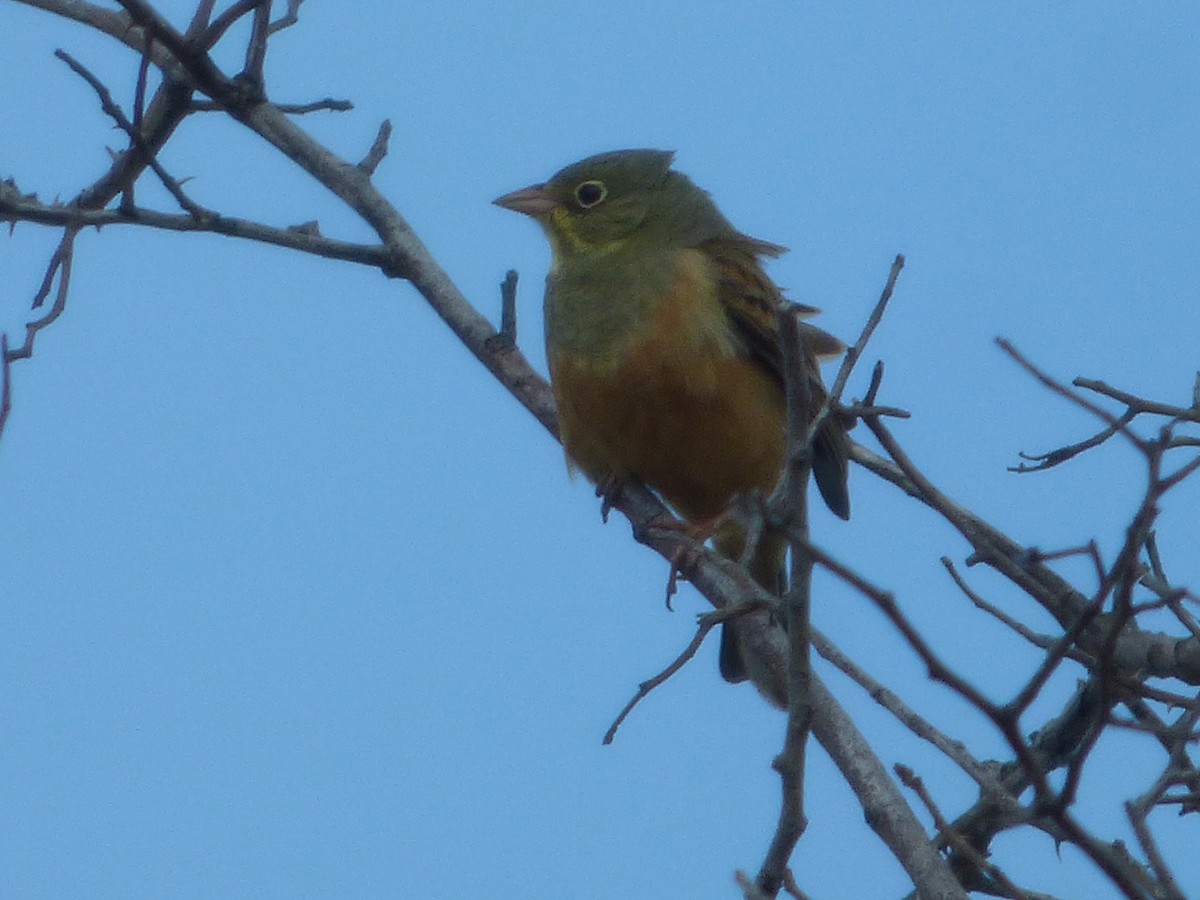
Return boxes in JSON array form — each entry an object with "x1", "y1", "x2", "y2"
[
  {"x1": 358, "y1": 120, "x2": 392, "y2": 175},
  {"x1": 242, "y1": 0, "x2": 271, "y2": 86},
  {"x1": 1124, "y1": 802, "x2": 1186, "y2": 900},
  {"x1": 55, "y1": 49, "x2": 210, "y2": 219},
  {"x1": 0, "y1": 196, "x2": 388, "y2": 268},
  {"x1": 896, "y1": 764, "x2": 1036, "y2": 900},
  {"x1": 841, "y1": 401, "x2": 910, "y2": 419},
  {"x1": 813, "y1": 627, "x2": 1000, "y2": 788},
  {"x1": 1010, "y1": 409, "x2": 1136, "y2": 472},
  {"x1": 11, "y1": 229, "x2": 77, "y2": 360},
  {"x1": 998, "y1": 339, "x2": 1147, "y2": 457},
  {"x1": 185, "y1": 0, "x2": 219, "y2": 35},
  {"x1": 942, "y1": 558, "x2": 1073, "y2": 654},
  {"x1": 191, "y1": 97, "x2": 353, "y2": 114},
  {"x1": 1075, "y1": 377, "x2": 1200, "y2": 423},
  {"x1": 200, "y1": 0, "x2": 263, "y2": 50},
  {"x1": 828, "y1": 253, "x2": 904, "y2": 404},
  {"x1": 791, "y1": 255, "x2": 905, "y2": 479},
  {"x1": 603, "y1": 606, "x2": 767, "y2": 745}
]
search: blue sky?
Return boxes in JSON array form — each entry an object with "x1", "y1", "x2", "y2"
[{"x1": 2, "y1": 2, "x2": 1199, "y2": 897}]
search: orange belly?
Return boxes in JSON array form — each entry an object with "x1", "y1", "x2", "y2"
[{"x1": 550, "y1": 298, "x2": 785, "y2": 522}]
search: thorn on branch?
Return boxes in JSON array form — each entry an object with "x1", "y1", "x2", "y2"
[
  {"x1": 272, "y1": 218, "x2": 312, "y2": 235},
  {"x1": 863, "y1": 359, "x2": 885, "y2": 406},
  {"x1": 0, "y1": 333, "x2": 12, "y2": 440},
  {"x1": 498, "y1": 269, "x2": 519, "y2": 347}
]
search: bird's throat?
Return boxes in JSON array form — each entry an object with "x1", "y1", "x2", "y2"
[{"x1": 544, "y1": 246, "x2": 717, "y2": 364}]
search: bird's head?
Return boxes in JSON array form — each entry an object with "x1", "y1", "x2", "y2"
[{"x1": 495, "y1": 149, "x2": 714, "y2": 261}]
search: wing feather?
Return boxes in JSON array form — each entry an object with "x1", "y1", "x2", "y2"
[{"x1": 701, "y1": 235, "x2": 851, "y2": 519}]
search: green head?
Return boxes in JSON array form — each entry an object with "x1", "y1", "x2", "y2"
[{"x1": 494, "y1": 149, "x2": 738, "y2": 261}]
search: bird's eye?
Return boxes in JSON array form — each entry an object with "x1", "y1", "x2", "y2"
[{"x1": 574, "y1": 180, "x2": 607, "y2": 209}]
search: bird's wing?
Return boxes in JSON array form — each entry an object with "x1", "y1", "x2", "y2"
[{"x1": 701, "y1": 235, "x2": 851, "y2": 520}]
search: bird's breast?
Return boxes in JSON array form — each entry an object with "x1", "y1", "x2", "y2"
[{"x1": 547, "y1": 249, "x2": 786, "y2": 520}]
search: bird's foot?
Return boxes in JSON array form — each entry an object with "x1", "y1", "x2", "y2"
[
  {"x1": 646, "y1": 513, "x2": 729, "y2": 611},
  {"x1": 594, "y1": 474, "x2": 627, "y2": 523},
  {"x1": 648, "y1": 512, "x2": 724, "y2": 544}
]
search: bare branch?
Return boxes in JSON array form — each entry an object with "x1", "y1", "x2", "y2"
[
  {"x1": 54, "y1": 49, "x2": 210, "y2": 218},
  {"x1": 851, "y1": 440, "x2": 1200, "y2": 685},
  {"x1": 807, "y1": 673, "x2": 967, "y2": 898},
  {"x1": 1158, "y1": 451, "x2": 1200, "y2": 493},
  {"x1": 242, "y1": 1, "x2": 271, "y2": 85},
  {"x1": 753, "y1": 309, "x2": 816, "y2": 898},
  {"x1": 267, "y1": 0, "x2": 306, "y2": 34},
  {"x1": 15, "y1": 0, "x2": 139, "y2": 51},
  {"x1": 191, "y1": 97, "x2": 353, "y2": 114},
  {"x1": 0, "y1": 195, "x2": 389, "y2": 268},
  {"x1": 1075, "y1": 377, "x2": 1200, "y2": 423}
]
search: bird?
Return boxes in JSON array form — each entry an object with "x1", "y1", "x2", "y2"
[{"x1": 494, "y1": 149, "x2": 849, "y2": 693}]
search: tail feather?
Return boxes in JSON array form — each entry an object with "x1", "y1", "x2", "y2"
[
  {"x1": 813, "y1": 419, "x2": 851, "y2": 520},
  {"x1": 713, "y1": 529, "x2": 787, "y2": 685}
]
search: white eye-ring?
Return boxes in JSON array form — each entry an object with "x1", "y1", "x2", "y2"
[{"x1": 574, "y1": 180, "x2": 607, "y2": 209}]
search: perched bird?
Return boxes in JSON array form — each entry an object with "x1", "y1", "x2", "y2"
[{"x1": 495, "y1": 149, "x2": 849, "y2": 690}]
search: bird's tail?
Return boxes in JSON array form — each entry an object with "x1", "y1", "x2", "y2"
[
  {"x1": 813, "y1": 415, "x2": 851, "y2": 520},
  {"x1": 713, "y1": 526, "x2": 786, "y2": 686}
]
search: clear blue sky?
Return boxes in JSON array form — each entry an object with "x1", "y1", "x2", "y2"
[{"x1": 2, "y1": 2, "x2": 1198, "y2": 897}]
